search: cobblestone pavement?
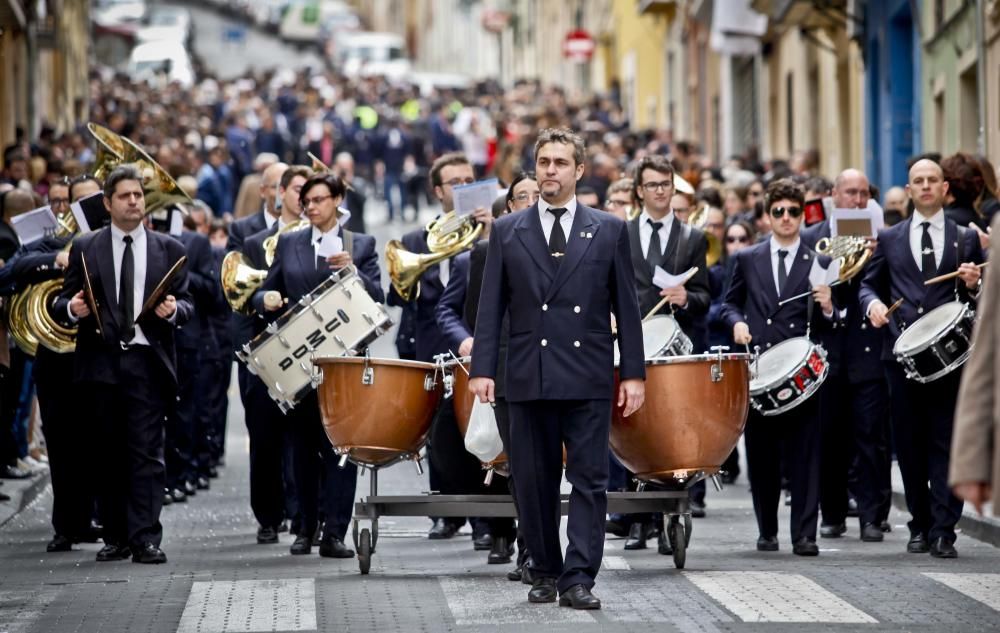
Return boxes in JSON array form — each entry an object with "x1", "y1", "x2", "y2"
[{"x1": 2, "y1": 378, "x2": 999, "y2": 633}]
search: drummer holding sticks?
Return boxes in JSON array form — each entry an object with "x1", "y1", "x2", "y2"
[
  {"x1": 721, "y1": 178, "x2": 839, "y2": 557},
  {"x1": 859, "y1": 158, "x2": 984, "y2": 559}
]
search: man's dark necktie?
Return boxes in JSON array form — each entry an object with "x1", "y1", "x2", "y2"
[
  {"x1": 777, "y1": 249, "x2": 788, "y2": 296},
  {"x1": 315, "y1": 236, "x2": 326, "y2": 270},
  {"x1": 548, "y1": 208, "x2": 567, "y2": 259},
  {"x1": 921, "y1": 221, "x2": 936, "y2": 281},
  {"x1": 120, "y1": 235, "x2": 135, "y2": 344},
  {"x1": 646, "y1": 219, "x2": 663, "y2": 270}
]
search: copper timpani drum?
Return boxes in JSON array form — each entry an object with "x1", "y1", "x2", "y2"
[
  {"x1": 314, "y1": 356, "x2": 443, "y2": 468},
  {"x1": 446, "y1": 356, "x2": 509, "y2": 475},
  {"x1": 612, "y1": 352, "x2": 751, "y2": 486}
]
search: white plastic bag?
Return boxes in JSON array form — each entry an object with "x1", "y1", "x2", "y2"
[{"x1": 464, "y1": 398, "x2": 503, "y2": 463}]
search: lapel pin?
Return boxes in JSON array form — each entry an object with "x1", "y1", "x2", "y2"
[
  {"x1": 579, "y1": 231, "x2": 585, "y2": 238},
  {"x1": 586, "y1": 232, "x2": 593, "y2": 239},
  {"x1": 803, "y1": 253, "x2": 809, "y2": 260},
  {"x1": 953, "y1": 242, "x2": 958, "y2": 248}
]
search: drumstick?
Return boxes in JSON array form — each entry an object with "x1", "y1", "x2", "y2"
[
  {"x1": 776, "y1": 280, "x2": 843, "y2": 306},
  {"x1": 885, "y1": 297, "x2": 904, "y2": 318},
  {"x1": 643, "y1": 267, "x2": 699, "y2": 322},
  {"x1": 923, "y1": 261, "x2": 988, "y2": 286}
]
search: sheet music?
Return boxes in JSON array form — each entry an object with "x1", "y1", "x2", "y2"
[
  {"x1": 653, "y1": 266, "x2": 698, "y2": 290},
  {"x1": 452, "y1": 178, "x2": 499, "y2": 215},
  {"x1": 10, "y1": 206, "x2": 59, "y2": 245}
]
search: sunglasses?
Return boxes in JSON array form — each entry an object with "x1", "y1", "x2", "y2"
[
  {"x1": 769, "y1": 205, "x2": 803, "y2": 219},
  {"x1": 726, "y1": 235, "x2": 749, "y2": 244}
]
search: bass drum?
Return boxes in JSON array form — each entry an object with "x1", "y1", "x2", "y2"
[
  {"x1": 314, "y1": 356, "x2": 443, "y2": 468},
  {"x1": 612, "y1": 354, "x2": 750, "y2": 486}
]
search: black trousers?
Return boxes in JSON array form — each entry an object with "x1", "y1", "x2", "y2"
[
  {"x1": 166, "y1": 347, "x2": 199, "y2": 489},
  {"x1": 34, "y1": 348, "x2": 95, "y2": 539},
  {"x1": 239, "y1": 365, "x2": 291, "y2": 530},
  {"x1": 0, "y1": 348, "x2": 30, "y2": 467},
  {"x1": 203, "y1": 357, "x2": 230, "y2": 463},
  {"x1": 286, "y1": 391, "x2": 356, "y2": 541},
  {"x1": 88, "y1": 347, "x2": 172, "y2": 548},
  {"x1": 509, "y1": 399, "x2": 610, "y2": 594},
  {"x1": 489, "y1": 399, "x2": 518, "y2": 544},
  {"x1": 885, "y1": 362, "x2": 964, "y2": 543},
  {"x1": 819, "y1": 372, "x2": 892, "y2": 526},
  {"x1": 744, "y1": 394, "x2": 821, "y2": 543}
]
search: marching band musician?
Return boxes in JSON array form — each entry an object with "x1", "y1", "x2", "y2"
[
  {"x1": 434, "y1": 172, "x2": 540, "y2": 573},
  {"x1": 227, "y1": 162, "x2": 288, "y2": 254},
  {"x1": 252, "y1": 172, "x2": 383, "y2": 559},
  {"x1": 621, "y1": 155, "x2": 712, "y2": 550},
  {"x1": 469, "y1": 129, "x2": 645, "y2": 610},
  {"x1": 53, "y1": 165, "x2": 193, "y2": 564},
  {"x1": 387, "y1": 152, "x2": 496, "y2": 545},
  {"x1": 859, "y1": 158, "x2": 985, "y2": 558},
  {"x1": 800, "y1": 168, "x2": 893, "y2": 543},
  {"x1": 721, "y1": 178, "x2": 838, "y2": 557},
  {"x1": 0, "y1": 175, "x2": 104, "y2": 552}
]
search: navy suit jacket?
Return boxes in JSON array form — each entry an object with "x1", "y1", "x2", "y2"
[
  {"x1": 858, "y1": 216, "x2": 983, "y2": 360},
  {"x1": 434, "y1": 250, "x2": 472, "y2": 352},
  {"x1": 720, "y1": 239, "x2": 836, "y2": 353},
  {"x1": 387, "y1": 227, "x2": 461, "y2": 363},
  {"x1": 52, "y1": 227, "x2": 193, "y2": 385},
  {"x1": 227, "y1": 209, "x2": 270, "y2": 254},
  {"x1": 469, "y1": 203, "x2": 645, "y2": 402},
  {"x1": 0, "y1": 235, "x2": 69, "y2": 295},
  {"x1": 251, "y1": 226, "x2": 383, "y2": 314},
  {"x1": 176, "y1": 230, "x2": 217, "y2": 353}
]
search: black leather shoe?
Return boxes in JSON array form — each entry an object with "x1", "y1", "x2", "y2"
[
  {"x1": 290, "y1": 536, "x2": 312, "y2": 555},
  {"x1": 929, "y1": 538, "x2": 958, "y2": 559},
  {"x1": 0, "y1": 491, "x2": 10, "y2": 502},
  {"x1": 162, "y1": 491, "x2": 173, "y2": 506},
  {"x1": 605, "y1": 518, "x2": 628, "y2": 537},
  {"x1": 319, "y1": 536, "x2": 355, "y2": 558},
  {"x1": 169, "y1": 488, "x2": 187, "y2": 504},
  {"x1": 488, "y1": 536, "x2": 514, "y2": 564},
  {"x1": 473, "y1": 533, "x2": 493, "y2": 551},
  {"x1": 96, "y1": 544, "x2": 131, "y2": 562},
  {"x1": 756, "y1": 536, "x2": 779, "y2": 552},
  {"x1": 624, "y1": 522, "x2": 648, "y2": 550},
  {"x1": 132, "y1": 543, "x2": 167, "y2": 564},
  {"x1": 657, "y1": 529, "x2": 673, "y2": 555},
  {"x1": 277, "y1": 520, "x2": 289, "y2": 533},
  {"x1": 507, "y1": 565, "x2": 523, "y2": 581},
  {"x1": 257, "y1": 526, "x2": 279, "y2": 544},
  {"x1": 521, "y1": 564, "x2": 535, "y2": 585},
  {"x1": 860, "y1": 522, "x2": 884, "y2": 542},
  {"x1": 690, "y1": 500, "x2": 706, "y2": 518},
  {"x1": 47, "y1": 535, "x2": 73, "y2": 552},
  {"x1": 907, "y1": 533, "x2": 930, "y2": 553},
  {"x1": 527, "y1": 577, "x2": 557, "y2": 603},
  {"x1": 559, "y1": 584, "x2": 601, "y2": 610},
  {"x1": 880, "y1": 520, "x2": 892, "y2": 533},
  {"x1": 820, "y1": 522, "x2": 846, "y2": 538},
  {"x1": 0, "y1": 464, "x2": 31, "y2": 479},
  {"x1": 182, "y1": 481, "x2": 197, "y2": 497},
  {"x1": 76, "y1": 522, "x2": 103, "y2": 543},
  {"x1": 721, "y1": 471, "x2": 738, "y2": 485},
  {"x1": 196, "y1": 476, "x2": 210, "y2": 491},
  {"x1": 208, "y1": 465, "x2": 219, "y2": 479},
  {"x1": 792, "y1": 538, "x2": 819, "y2": 556},
  {"x1": 427, "y1": 518, "x2": 459, "y2": 540}
]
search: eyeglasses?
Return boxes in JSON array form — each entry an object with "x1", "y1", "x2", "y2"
[
  {"x1": 443, "y1": 178, "x2": 476, "y2": 187},
  {"x1": 302, "y1": 194, "x2": 334, "y2": 207},
  {"x1": 49, "y1": 197, "x2": 70, "y2": 206},
  {"x1": 769, "y1": 205, "x2": 803, "y2": 219},
  {"x1": 606, "y1": 199, "x2": 630, "y2": 208},
  {"x1": 642, "y1": 181, "x2": 673, "y2": 192},
  {"x1": 726, "y1": 235, "x2": 750, "y2": 244}
]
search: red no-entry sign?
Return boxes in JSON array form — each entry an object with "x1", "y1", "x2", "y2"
[{"x1": 562, "y1": 29, "x2": 595, "y2": 63}]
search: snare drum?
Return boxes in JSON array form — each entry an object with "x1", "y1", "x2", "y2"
[
  {"x1": 615, "y1": 314, "x2": 693, "y2": 362},
  {"x1": 237, "y1": 266, "x2": 393, "y2": 412},
  {"x1": 748, "y1": 338, "x2": 828, "y2": 416},
  {"x1": 893, "y1": 301, "x2": 975, "y2": 383}
]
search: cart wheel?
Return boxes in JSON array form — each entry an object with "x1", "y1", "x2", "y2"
[
  {"x1": 358, "y1": 528, "x2": 372, "y2": 575},
  {"x1": 684, "y1": 514, "x2": 693, "y2": 547},
  {"x1": 669, "y1": 517, "x2": 686, "y2": 569}
]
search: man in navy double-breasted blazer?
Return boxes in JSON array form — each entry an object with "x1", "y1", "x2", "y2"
[
  {"x1": 470, "y1": 129, "x2": 645, "y2": 610},
  {"x1": 859, "y1": 158, "x2": 984, "y2": 559}
]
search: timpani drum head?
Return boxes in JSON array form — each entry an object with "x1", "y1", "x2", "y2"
[
  {"x1": 749, "y1": 337, "x2": 812, "y2": 394},
  {"x1": 894, "y1": 302, "x2": 965, "y2": 355}
]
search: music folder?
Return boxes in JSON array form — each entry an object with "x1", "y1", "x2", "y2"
[
  {"x1": 138, "y1": 255, "x2": 188, "y2": 320},
  {"x1": 80, "y1": 253, "x2": 103, "y2": 337}
]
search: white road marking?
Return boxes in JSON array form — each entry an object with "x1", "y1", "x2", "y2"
[
  {"x1": 925, "y1": 573, "x2": 1000, "y2": 611},
  {"x1": 0, "y1": 588, "x2": 59, "y2": 633},
  {"x1": 176, "y1": 579, "x2": 317, "y2": 632},
  {"x1": 685, "y1": 571, "x2": 878, "y2": 623},
  {"x1": 601, "y1": 556, "x2": 631, "y2": 570},
  {"x1": 439, "y1": 576, "x2": 595, "y2": 624}
]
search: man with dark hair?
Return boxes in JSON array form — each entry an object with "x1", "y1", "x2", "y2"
[
  {"x1": 470, "y1": 128, "x2": 645, "y2": 609},
  {"x1": 722, "y1": 178, "x2": 837, "y2": 556},
  {"x1": 52, "y1": 165, "x2": 193, "y2": 564},
  {"x1": 227, "y1": 162, "x2": 288, "y2": 254}
]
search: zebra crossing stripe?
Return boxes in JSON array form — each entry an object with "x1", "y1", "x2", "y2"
[
  {"x1": 685, "y1": 571, "x2": 878, "y2": 623},
  {"x1": 176, "y1": 579, "x2": 317, "y2": 632},
  {"x1": 924, "y1": 573, "x2": 1000, "y2": 611},
  {"x1": 439, "y1": 576, "x2": 595, "y2": 624}
]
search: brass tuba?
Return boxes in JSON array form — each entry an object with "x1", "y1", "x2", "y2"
[
  {"x1": 815, "y1": 235, "x2": 873, "y2": 282},
  {"x1": 87, "y1": 122, "x2": 126, "y2": 181},
  {"x1": 687, "y1": 203, "x2": 722, "y2": 267},
  {"x1": 119, "y1": 135, "x2": 193, "y2": 215},
  {"x1": 386, "y1": 210, "x2": 483, "y2": 302}
]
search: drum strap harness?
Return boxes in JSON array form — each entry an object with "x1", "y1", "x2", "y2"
[
  {"x1": 343, "y1": 229, "x2": 354, "y2": 259},
  {"x1": 805, "y1": 279, "x2": 814, "y2": 341},
  {"x1": 954, "y1": 225, "x2": 966, "y2": 302}
]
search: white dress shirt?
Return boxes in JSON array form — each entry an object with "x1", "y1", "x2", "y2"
[
  {"x1": 312, "y1": 223, "x2": 343, "y2": 264},
  {"x1": 264, "y1": 205, "x2": 279, "y2": 229},
  {"x1": 110, "y1": 223, "x2": 150, "y2": 346},
  {"x1": 769, "y1": 236, "x2": 800, "y2": 296},
  {"x1": 638, "y1": 209, "x2": 674, "y2": 259},
  {"x1": 909, "y1": 209, "x2": 945, "y2": 273},
  {"x1": 538, "y1": 196, "x2": 577, "y2": 243}
]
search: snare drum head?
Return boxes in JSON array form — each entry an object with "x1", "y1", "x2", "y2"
[
  {"x1": 641, "y1": 315, "x2": 680, "y2": 358},
  {"x1": 749, "y1": 338, "x2": 812, "y2": 391},
  {"x1": 894, "y1": 302, "x2": 965, "y2": 354}
]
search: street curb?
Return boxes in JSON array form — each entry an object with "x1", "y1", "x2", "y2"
[
  {"x1": 0, "y1": 470, "x2": 51, "y2": 529},
  {"x1": 891, "y1": 487, "x2": 1000, "y2": 548}
]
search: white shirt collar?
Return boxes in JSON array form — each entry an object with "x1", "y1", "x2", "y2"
[
  {"x1": 769, "y1": 236, "x2": 800, "y2": 256},
  {"x1": 311, "y1": 222, "x2": 340, "y2": 244},
  {"x1": 912, "y1": 209, "x2": 945, "y2": 231},
  {"x1": 538, "y1": 196, "x2": 577, "y2": 218},
  {"x1": 639, "y1": 208, "x2": 673, "y2": 229},
  {"x1": 264, "y1": 205, "x2": 279, "y2": 228},
  {"x1": 110, "y1": 223, "x2": 145, "y2": 242}
]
